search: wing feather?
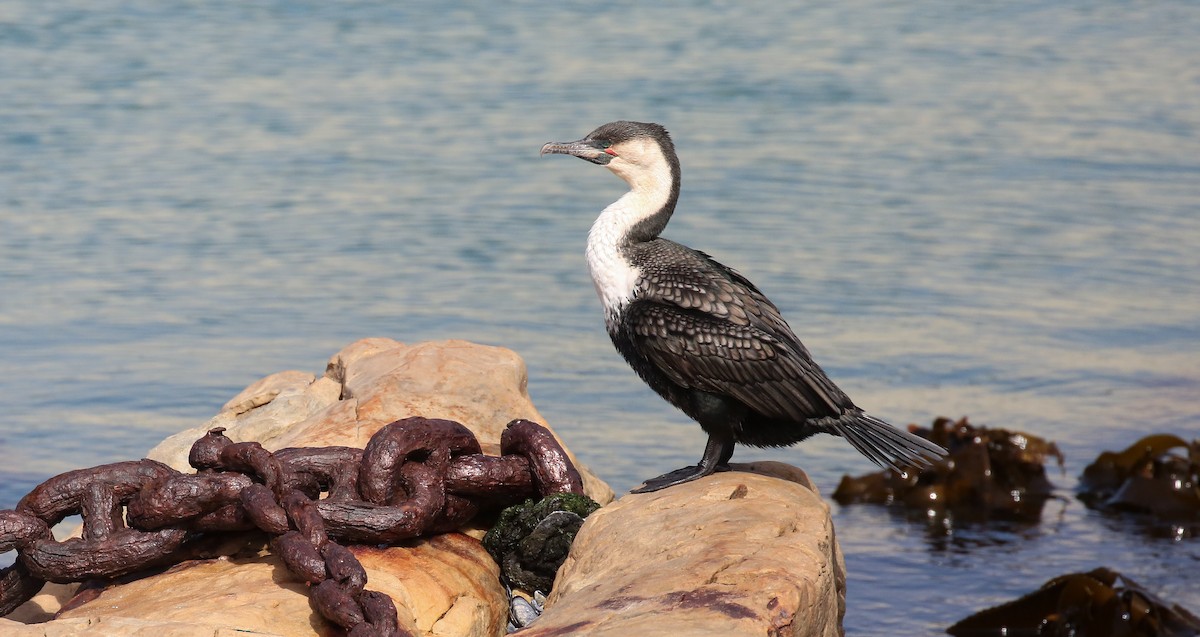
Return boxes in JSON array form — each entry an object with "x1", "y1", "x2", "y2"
[
  {"x1": 617, "y1": 238, "x2": 947, "y2": 468},
  {"x1": 623, "y1": 301, "x2": 851, "y2": 423}
]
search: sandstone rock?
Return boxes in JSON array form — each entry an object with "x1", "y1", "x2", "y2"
[
  {"x1": 519, "y1": 461, "x2": 845, "y2": 637},
  {"x1": 0, "y1": 615, "x2": 285, "y2": 636},
  {"x1": 221, "y1": 369, "x2": 322, "y2": 415},
  {"x1": 9, "y1": 338, "x2": 613, "y2": 636},
  {"x1": 147, "y1": 338, "x2": 613, "y2": 504},
  {"x1": 6, "y1": 339, "x2": 846, "y2": 636},
  {"x1": 50, "y1": 534, "x2": 506, "y2": 637}
]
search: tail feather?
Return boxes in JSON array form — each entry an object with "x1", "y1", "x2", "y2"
[
  {"x1": 837, "y1": 422, "x2": 897, "y2": 469},
  {"x1": 831, "y1": 413, "x2": 947, "y2": 473}
]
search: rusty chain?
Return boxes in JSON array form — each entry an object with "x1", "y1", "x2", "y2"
[{"x1": 0, "y1": 416, "x2": 584, "y2": 636}]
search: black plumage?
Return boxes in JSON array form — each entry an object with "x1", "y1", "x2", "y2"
[{"x1": 541, "y1": 121, "x2": 946, "y2": 492}]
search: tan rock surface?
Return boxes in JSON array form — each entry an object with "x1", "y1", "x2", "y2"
[
  {"x1": 0, "y1": 616, "x2": 285, "y2": 637},
  {"x1": 48, "y1": 534, "x2": 505, "y2": 637},
  {"x1": 147, "y1": 338, "x2": 613, "y2": 503},
  {"x1": 4, "y1": 339, "x2": 846, "y2": 636},
  {"x1": 519, "y1": 461, "x2": 845, "y2": 637},
  {"x1": 9, "y1": 339, "x2": 613, "y2": 636}
]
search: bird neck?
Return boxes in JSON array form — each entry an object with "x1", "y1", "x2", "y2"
[
  {"x1": 598, "y1": 143, "x2": 681, "y2": 246},
  {"x1": 585, "y1": 148, "x2": 680, "y2": 317}
]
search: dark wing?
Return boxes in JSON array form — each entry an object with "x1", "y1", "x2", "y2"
[
  {"x1": 631, "y1": 240, "x2": 796, "y2": 340},
  {"x1": 626, "y1": 238, "x2": 852, "y2": 420},
  {"x1": 624, "y1": 240, "x2": 949, "y2": 469},
  {"x1": 623, "y1": 300, "x2": 853, "y2": 423}
]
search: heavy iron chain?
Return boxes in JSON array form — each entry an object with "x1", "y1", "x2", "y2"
[{"x1": 0, "y1": 416, "x2": 584, "y2": 636}]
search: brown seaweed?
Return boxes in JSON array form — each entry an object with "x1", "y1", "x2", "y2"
[
  {"x1": 947, "y1": 567, "x2": 1200, "y2": 637},
  {"x1": 833, "y1": 416, "x2": 1063, "y2": 523},
  {"x1": 1078, "y1": 435, "x2": 1200, "y2": 536}
]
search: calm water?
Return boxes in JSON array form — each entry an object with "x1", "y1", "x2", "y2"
[{"x1": 2, "y1": 2, "x2": 1198, "y2": 634}]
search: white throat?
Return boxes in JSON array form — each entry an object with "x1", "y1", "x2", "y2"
[
  {"x1": 585, "y1": 140, "x2": 675, "y2": 320},
  {"x1": 586, "y1": 195, "x2": 645, "y2": 320}
]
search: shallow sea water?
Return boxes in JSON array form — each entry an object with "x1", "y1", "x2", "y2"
[{"x1": 2, "y1": 2, "x2": 1198, "y2": 634}]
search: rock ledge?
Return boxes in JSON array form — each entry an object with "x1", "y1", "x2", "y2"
[
  {"x1": 3, "y1": 339, "x2": 843, "y2": 637},
  {"x1": 524, "y1": 461, "x2": 845, "y2": 637}
]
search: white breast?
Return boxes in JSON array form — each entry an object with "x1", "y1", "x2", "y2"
[{"x1": 586, "y1": 196, "x2": 642, "y2": 319}]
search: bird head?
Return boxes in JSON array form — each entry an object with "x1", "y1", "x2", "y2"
[{"x1": 541, "y1": 121, "x2": 678, "y2": 193}]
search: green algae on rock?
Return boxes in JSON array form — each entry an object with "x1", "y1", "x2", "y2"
[{"x1": 483, "y1": 493, "x2": 601, "y2": 593}]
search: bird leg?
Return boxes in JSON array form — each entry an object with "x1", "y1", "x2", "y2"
[{"x1": 630, "y1": 434, "x2": 735, "y2": 493}]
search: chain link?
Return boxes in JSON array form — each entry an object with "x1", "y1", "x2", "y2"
[{"x1": 1, "y1": 416, "x2": 584, "y2": 636}]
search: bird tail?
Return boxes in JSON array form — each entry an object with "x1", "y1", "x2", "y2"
[{"x1": 830, "y1": 412, "x2": 947, "y2": 474}]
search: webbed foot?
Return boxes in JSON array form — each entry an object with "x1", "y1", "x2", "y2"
[
  {"x1": 630, "y1": 462, "x2": 730, "y2": 493},
  {"x1": 630, "y1": 434, "x2": 735, "y2": 493}
]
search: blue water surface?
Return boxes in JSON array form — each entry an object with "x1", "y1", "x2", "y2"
[{"x1": 2, "y1": 2, "x2": 1198, "y2": 634}]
